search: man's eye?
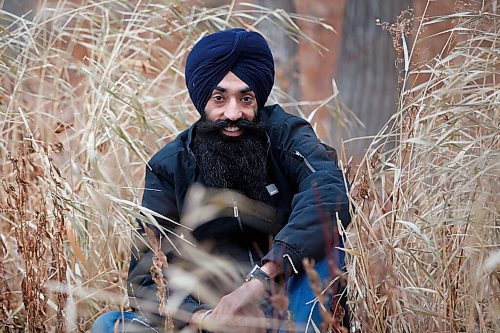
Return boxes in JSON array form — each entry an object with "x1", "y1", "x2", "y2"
[
  {"x1": 242, "y1": 96, "x2": 254, "y2": 103},
  {"x1": 213, "y1": 95, "x2": 224, "y2": 102}
]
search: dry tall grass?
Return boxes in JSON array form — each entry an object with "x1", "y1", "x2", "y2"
[
  {"x1": 0, "y1": 0, "x2": 498, "y2": 332},
  {"x1": 0, "y1": 0, "x2": 337, "y2": 331},
  {"x1": 346, "y1": 2, "x2": 499, "y2": 332}
]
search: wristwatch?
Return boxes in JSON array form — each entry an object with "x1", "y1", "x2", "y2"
[{"x1": 245, "y1": 265, "x2": 272, "y2": 289}]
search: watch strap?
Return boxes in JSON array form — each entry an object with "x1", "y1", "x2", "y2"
[{"x1": 245, "y1": 265, "x2": 271, "y2": 288}]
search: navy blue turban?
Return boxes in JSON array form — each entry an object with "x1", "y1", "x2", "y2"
[{"x1": 185, "y1": 28, "x2": 275, "y2": 114}]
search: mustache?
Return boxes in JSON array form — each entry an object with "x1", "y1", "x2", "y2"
[{"x1": 196, "y1": 118, "x2": 267, "y2": 135}]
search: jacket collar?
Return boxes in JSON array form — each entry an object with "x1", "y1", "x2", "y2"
[{"x1": 186, "y1": 120, "x2": 197, "y2": 158}]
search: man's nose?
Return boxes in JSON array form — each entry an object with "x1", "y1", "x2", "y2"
[{"x1": 223, "y1": 99, "x2": 242, "y2": 121}]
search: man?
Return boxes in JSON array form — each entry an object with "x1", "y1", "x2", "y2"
[{"x1": 92, "y1": 28, "x2": 351, "y2": 333}]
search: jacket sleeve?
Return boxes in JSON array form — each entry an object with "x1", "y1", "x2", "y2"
[
  {"x1": 262, "y1": 115, "x2": 351, "y2": 276},
  {"x1": 127, "y1": 162, "x2": 209, "y2": 327}
]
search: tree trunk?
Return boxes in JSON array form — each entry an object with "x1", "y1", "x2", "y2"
[
  {"x1": 335, "y1": 0, "x2": 412, "y2": 157},
  {"x1": 256, "y1": 0, "x2": 301, "y2": 105},
  {"x1": 1, "y1": 0, "x2": 37, "y2": 21}
]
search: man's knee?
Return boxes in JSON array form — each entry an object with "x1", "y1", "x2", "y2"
[{"x1": 91, "y1": 311, "x2": 155, "y2": 333}]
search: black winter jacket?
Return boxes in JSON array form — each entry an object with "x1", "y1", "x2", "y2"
[{"x1": 127, "y1": 104, "x2": 351, "y2": 326}]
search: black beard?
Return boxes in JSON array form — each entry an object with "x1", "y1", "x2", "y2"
[{"x1": 192, "y1": 116, "x2": 269, "y2": 201}]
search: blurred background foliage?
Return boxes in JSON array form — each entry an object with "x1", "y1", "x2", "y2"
[{"x1": 0, "y1": 0, "x2": 498, "y2": 332}]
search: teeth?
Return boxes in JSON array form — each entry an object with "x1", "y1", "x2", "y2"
[{"x1": 224, "y1": 126, "x2": 239, "y2": 132}]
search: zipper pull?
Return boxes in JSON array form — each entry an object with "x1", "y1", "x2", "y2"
[
  {"x1": 294, "y1": 150, "x2": 304, "y2": 159},
  {"x1": 294, "y1": 150, "x2": 316, "y2": 173},
  {"x1": 233, "y1": 202, "x2": 239, "y2": 218}
]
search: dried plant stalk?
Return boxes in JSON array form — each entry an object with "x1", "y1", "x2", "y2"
[
  {"x1": 48, "y1": 157, "x2": 68, "y2": 333},
  {"x1": 146, "y1": 228, "x2": 174, "y2": 332},
  {"x1": 346, "y1": 3, "x2": 499, "y2": 332},
  {"x1": 0, "y1": 236, "x2": 16, "y2": 330},
  {"x1": 6, "y1": 148, "x2": 49, "y2": 333}
]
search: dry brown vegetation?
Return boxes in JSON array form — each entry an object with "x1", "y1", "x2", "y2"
[
  {"x1": 0, "y1": 0, "x2": 498, "y2": 332},
  {"x1": 346, "y1": 3, "x2": 499, "y2": 332}
]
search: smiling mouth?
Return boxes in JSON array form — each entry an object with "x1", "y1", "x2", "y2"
[
  {"x1": 225, "y1": 126, "x2": 239, "y2": 132},
  {"x1": 221, "y1": 126, "x2": 242, "y2": 136}
]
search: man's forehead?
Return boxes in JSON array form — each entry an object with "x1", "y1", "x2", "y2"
[
  {"x1": 213, "y1": 85, "x2": 254, "y2": 93},
  {"x1": 213, "y1": 72, "x2": 254, "y2": 93}
]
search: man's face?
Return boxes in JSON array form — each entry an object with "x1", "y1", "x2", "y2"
[
  {"x1": 204, "y1": 71, "x2": 257, "y2": 137},
  {"x1": 193, "y1": 72, "x2": 267, "y2": 200}
]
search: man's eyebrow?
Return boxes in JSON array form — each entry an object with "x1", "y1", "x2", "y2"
[
  {"x1": 213, "y1": 86, "x2": 226, "y2": 93},
  {"x1": 212, "y1": 86, "x2": 254, "y2": 94},
  {"x1": 241, "y1": 87, "x2": 254, "y2": 94}
]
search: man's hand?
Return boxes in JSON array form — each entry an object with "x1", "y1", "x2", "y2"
[
  {"x1": 189, "y1": 280, "x2": 267, "y2": 332},
  {"x1": 211, "y1": 261, "x2": 281, "y2": 316},
  {"x1": 209, "y1": 261, "x2": 282, "y2": 332},
  {"x1": 191, "y1": 262, "x2": 282, "y2": 332},
  {"x1": 207, "y1": 304, "x2": 267, "y2": 333},
  {"x1": 212, "y1": 278, "x2": 266, "y2": 317},
  {"x1": 208, "y1": 280, "x2": 268, "y2": 332},
  {"x1": 196, "y1": 279, "x2": 268, "y2": 332}
]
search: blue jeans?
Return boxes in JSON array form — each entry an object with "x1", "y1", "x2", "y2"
[
  {"x1": 91, "y1": 312, "x2": 158, "y2": 332},
  {"x1": 92, "y1": 256, "x2": 346, "y2": 333},
  {"x1": 285, "y1": 249, "x2": 347, "y2": 332}
]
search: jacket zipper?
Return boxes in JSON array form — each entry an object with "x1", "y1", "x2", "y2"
[
  {"x1": 294, "y1": 150, "x2": 316, "y2": 173},
  {"x1": 232, "y1": 200, "x2": 255, "y2": 267}
]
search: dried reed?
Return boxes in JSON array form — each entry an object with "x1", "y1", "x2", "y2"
[
  {"x1": 1, "y1": 0, "x2": 496, "y2": 331},
  {"x1": 0, "y1": 0, "x2": 333, "y2": 330},
  {"x1": 346, "y1": 2, "x2": 499, "y2": 332}
]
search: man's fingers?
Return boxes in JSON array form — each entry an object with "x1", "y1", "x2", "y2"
[
  {"x1": 212, "y1": 293, "x2": 241, "y2": 316},
  {"x1": 203, "y1": 309, "x2": 238, "y2": 331},
  {"x1": 239, "y1": 306, "x2": 268, "y2": 333},
  {"x1": 204, "y1": 309, "x2": 268, "y2": 333}
]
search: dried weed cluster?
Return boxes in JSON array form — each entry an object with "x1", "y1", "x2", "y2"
[
  {"x1": 346, "y1": 4, "x2": 499, "y2": 332},
  {"x1": 0, "y1": 0, "x2": 498, "y2": 332},
  {"x1": 0, "y1": 1, "x2": 330, "y2": 331}
]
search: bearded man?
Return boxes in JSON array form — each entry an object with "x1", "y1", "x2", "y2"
[{"x1": 92, "y1": 28, "x2": 351, "y2": 333}]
